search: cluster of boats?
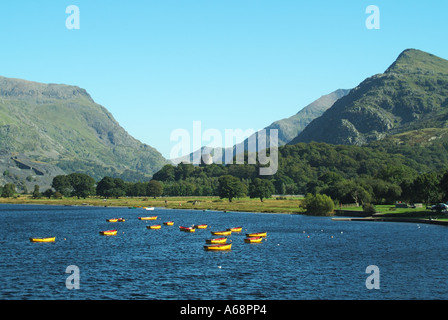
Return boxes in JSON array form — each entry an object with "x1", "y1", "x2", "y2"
[
  {"x1": 101, "y1": 215, "x2": 165, "y2": 234},
  {"x1": 203, "y1": 231, "x2": 267, "y2": 251},
  {"x1": 30, "y1": 209, "x2": 268, "y2": 250},
  {"x1": 199, "y1": 227, "x2": 267, "y2": 251}
]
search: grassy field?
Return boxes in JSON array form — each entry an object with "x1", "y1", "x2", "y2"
[
  {"x1": 340, "y1": 204, "x2": 430, "y2": 214},
  {"x1": 338, "y1": 204, "x2": 448, "y2": 221},
  {"x1": 0, "y1": 195, "x2": 306, "y2": 214},
  {"x1": 3, "y1": 196, "x2": 447, "y2": 221}
]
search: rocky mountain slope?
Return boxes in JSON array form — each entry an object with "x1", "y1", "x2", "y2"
[
  {"x1": 173, "y1": 88, "x2": 349, "y2": 164},
  {"x1": 289, "y1": 49, "x2": 448, "y2": 146},
  {"x1": 0, "y1": 76, "x2": 167, "y2": 184},
  {"x1": 264, "y1": 89, "x2": 351, "y2": 145}
]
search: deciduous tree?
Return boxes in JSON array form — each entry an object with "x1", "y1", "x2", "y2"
[
  {"x1": 249, "y1": 178, "x2": 275, "y2": 202},
  {"x1": 218, "y1": 175, "x2": 247, "y2": 202},
  {"x1": 147, "y1": 180, "x2": 164, "y2": 198}
]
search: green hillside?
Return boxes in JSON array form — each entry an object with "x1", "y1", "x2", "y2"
[
  {"x1": 289, "y1": 49, "x2": 448, "y2": 145},
  {"x1": 0, "y1": 76, "x2": 167, "y2": 182},
  {"x1": 265, "y1": 89, "x2": 350, "y2": 145}
]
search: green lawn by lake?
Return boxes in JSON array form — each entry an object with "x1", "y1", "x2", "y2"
[
  {"x1": 339, "y1": 204, "x2": 448, "y2": 221},
  {"x1": 2, "y1": 196, "x2": 448, "y2": 221},
  {"x1": 0, "y1": 195, "x2": 306, "y2": 214}
]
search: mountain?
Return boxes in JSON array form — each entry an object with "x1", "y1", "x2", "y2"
[
  {"x1": 0, "y1": 151, "x2": 66, "y2": 192},
  {"x1": 172, "y1": 88, "x2": 350, "y2": 164},
  {"x1": 264, "y1": 89, "x2": 351, "y2": 145},
  {"x1": 289, "y1": 49, "x2": 448, "y2": 146},
  {"x1": 0, "y1": 76, "x2": 167, "y2": 186}
]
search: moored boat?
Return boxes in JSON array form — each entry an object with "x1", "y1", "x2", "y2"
[
  {"x1": 163, "y1": 221, "x2": 174, "y2": 226},
  {"x1": 99, "y1": 230, "x2": 117, "y2": 236},
  {"x1": 29, "y1": 237, "x2": 55, "y2": 243},
  {"x1": 246, "y1": 232, "x2": 267, "y2": 237},
  {"x1": 107, "y1": 218, "x2": 125, "y2": 222},
  {"x1": 194, "y1": 224, "x2": 208, "y2": 229},
  {"x1": 205, "y1": 237, "x2": 227, "y2": 244},
  {"x1": 145, "y1": 207, "x2": 155, "y2": 211},
  {"x1": 179, "y1": 226, "x2": 196, "y2": 232},
  {"x1": 211, "y1": 230, "x2": 232, "y2": 236},
  {"x1": 227, "y1": 227, "x2": 242, "y2": 232},
  {"x1": 138, "y1": 216, "x2": 158, "y2": 220},
  {"x1": 147, "y1": 225, "x2": 161, "y2": 230},
  {"x1": 244, "y1": 236, "x2": 263, "y2": 243},
  {"x1": 203, "y1": 243, "x2": 232, "y2": 251}
]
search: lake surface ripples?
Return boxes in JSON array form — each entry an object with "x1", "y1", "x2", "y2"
[{"x1": 1, "y1": 204, "x2": 447, "y2": 300}]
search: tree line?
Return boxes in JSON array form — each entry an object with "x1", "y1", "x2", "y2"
[
  {"x1": 146, "y1": 141, "x2": 448, "y2": 205},
  {"x1": 45, "y1": 173, "x2": 166, "y2": 199},
  {"x1": 2, "y1": 141, "x2": 448, "y2": 206},
  {"x1": 0, "y1": 171, "x2": 276, "y2": 203}
]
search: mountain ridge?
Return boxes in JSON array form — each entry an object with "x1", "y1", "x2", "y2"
[
  {"x1": 0, "y1": 75, "x2": 168, "y2": 183},
  {"x1": 289, "y1": 49, "x2": 448, "y2": 146},
  {"x1": 264, "y1": 88, "x2": 351, "y2": 145},
  {"x1": 172, "y1": 88, "x2": 350, "y2": 164}
]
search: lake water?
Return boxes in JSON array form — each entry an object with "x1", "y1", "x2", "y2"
[{"x1": 1, "y1": 204, "x2": 448, "y2": 300}]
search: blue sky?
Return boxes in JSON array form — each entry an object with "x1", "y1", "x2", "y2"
[{"x1": 0, "y1": 1, "x2": 447, "y2": 159}]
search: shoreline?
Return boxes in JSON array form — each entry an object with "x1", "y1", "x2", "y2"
[
  {"x1": 2, "y1": 197, "x2": 446, "y2": 226},
  {"x1": 0, "y1": 196, "x2": 305, "y2": 215},
  {"x1": 332, "y1": 216, "x2": 448, "y2": 226},
  {"x1": 0, "y1": 201, "x2": 297, "y2": 215}
]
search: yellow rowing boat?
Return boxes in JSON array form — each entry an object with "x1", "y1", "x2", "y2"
[
  {"x1": 227, "y1": 227, "x2": 242, "y2": 232},
  {"x1": 99, "y1": 230, "x2": 117, "y2": 236},
  {"x1": 147, "y1": 225, "x2": 161, "y2": 230},
  {"x1": 203, "y1": 243, "x2": 232, "y2": 251},
  {"x1": 211, "y1": 230, "x2": 232, "y2": 236},
  {"x1": 139, "y1": 216, "x2": 158, "y2": 220},
  {"x1": 244, "y1": 236, "x2": 263, "y2": 243},
  {"x1": 205, "y1": 237, "x2": 227, "y2": 244},
  {"x1": 107, "y1": 218, "x2": 125, "y2": 222},
  {"x1": 246, "y1": 232, "x2": 267, "y2": 237},
  {"x1": 179, "y1": 226, "x2": 196, "y2": 232},
  {"x1": 29, "y1": 237, "x2": 55, "y2": 243}
]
